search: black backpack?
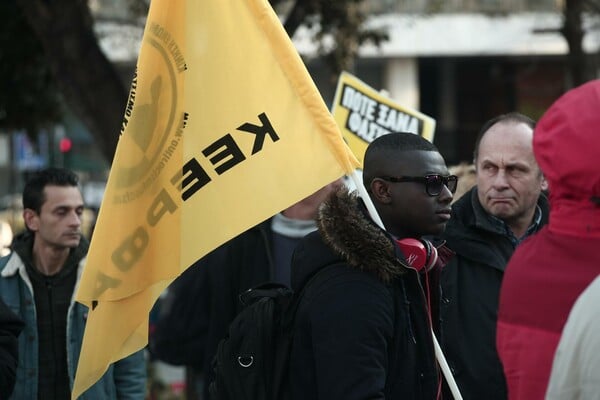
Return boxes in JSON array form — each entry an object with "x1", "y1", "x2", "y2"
[{"x1": 208, "y1": 264, "x2": 340, "y2": 400}]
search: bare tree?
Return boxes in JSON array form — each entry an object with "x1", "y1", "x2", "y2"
[
  {"x1": 562, "y1": 0, "x2": 600, "y2": 86},
  {"x1": 15, "y1": 0, "x2": 128, "y2": 163},
  {"x1": 8, "y1": 0, "x2": 384, "y2": 163}
]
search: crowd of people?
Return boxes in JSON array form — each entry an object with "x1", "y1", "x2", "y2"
[{"x1": 0, "y1": 80, "x2": 598, "y2": 399}]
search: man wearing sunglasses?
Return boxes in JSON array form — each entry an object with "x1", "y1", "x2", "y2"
[
  {"x1": 289, "y1": 132, "x2": 455, "y2": 399},
  {"x1": 438, "y1": 112, "x2": 549, "y2": 400}
]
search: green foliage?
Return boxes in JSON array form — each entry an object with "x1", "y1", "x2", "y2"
[{"x1": 0, "y1": 1, "x2": 63, "y2": 135}]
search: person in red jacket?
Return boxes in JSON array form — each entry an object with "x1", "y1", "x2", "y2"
[{"x1": 496, "y1": 79, "x2": 600, "y2": 399}]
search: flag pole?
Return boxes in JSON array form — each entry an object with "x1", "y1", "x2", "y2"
[{"x1": 349, "y1": 169, "x2": 463, "y2": 400}]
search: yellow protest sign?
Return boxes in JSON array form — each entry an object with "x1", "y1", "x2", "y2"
[{"x1": 332, "y1": 71, "x2": 436, "y2": 165}]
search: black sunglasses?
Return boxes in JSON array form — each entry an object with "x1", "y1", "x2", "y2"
[{"x1": 377, "y1": 174, "x2": 458, "y2": 196}]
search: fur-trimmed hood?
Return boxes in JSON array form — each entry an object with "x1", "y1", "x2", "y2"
[
  {"x1": 289, "y1": 186, "x2": 409, "y2": 288},
  {"x1": 317, "y1": 187, "x2": 406, "y2": 284}
]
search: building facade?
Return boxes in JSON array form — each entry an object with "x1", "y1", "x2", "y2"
[{"x1": 298, "y1": 0, "x2": 599, "y2": 164}]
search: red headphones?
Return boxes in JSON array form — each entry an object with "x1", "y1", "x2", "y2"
[
  {"x1": 395, "y1": 238, "x2": 438, "y2": 272},
  {"x1": 396, "y1": 237, "x2": 441, "y2": 398}
]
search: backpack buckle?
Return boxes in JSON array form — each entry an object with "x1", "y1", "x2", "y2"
[{"x1": 238, "y1": 355, "x2": 254, "y2": 368}]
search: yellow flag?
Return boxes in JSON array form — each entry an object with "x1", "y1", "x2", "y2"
[{"x1": 72, "y1": 0, "x2": 359, "y2": 397}]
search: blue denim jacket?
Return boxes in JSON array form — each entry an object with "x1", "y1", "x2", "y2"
[{"x1": 0, "y1": 253, "x2": 147, "y2": 399}]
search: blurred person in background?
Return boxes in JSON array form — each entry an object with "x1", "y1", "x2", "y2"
[
  {"x1": 0, "y1": 167, "x2": 146, "y2": 399},
  {"x1": 448, "y1": 162, "x2": 476, "y2": 204}
]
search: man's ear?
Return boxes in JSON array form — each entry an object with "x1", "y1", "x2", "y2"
[
  {"x1": 540, "y1": 174, "x2": 549, "y2": 192},
  {"x1": 23, "y1": 209, "x2": 39, "y2": 232},
  {"x1": 370, "y1": 179, "x2": 392, "y2": 204}
]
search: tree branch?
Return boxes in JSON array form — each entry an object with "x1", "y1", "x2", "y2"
[{"x1": 15, "y1": 0, "x2": 128, "y2": 162}]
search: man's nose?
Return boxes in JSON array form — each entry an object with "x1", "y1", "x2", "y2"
[
  {"x1": 69, "y1": 211, "x2": 82, "y2": 226},
  {"x1": 438, "y1": 184, "x2": 453, "y2": 203},
  {"x1": 492, "y1": 169, "x2": 510, "y2": 189}
]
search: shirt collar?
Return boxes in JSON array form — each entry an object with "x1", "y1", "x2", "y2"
[{"x1": 489, "y1": 204, "x2": 543, "y2": 246}]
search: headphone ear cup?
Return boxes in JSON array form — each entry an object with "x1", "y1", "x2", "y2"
[
  {"x1": 423, "y1": 240, "x2": 438, "y2": 272},
  {"x1": 396, "y1": 238, "x2": 429, "y2": 271},
  {"x1": 396, "y1": 238, "x2": 439, "y2": 272}
]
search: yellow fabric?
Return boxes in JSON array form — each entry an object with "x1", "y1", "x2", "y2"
[{"x1": 72, "y1": 0, "x2": 359, "y2": 397}]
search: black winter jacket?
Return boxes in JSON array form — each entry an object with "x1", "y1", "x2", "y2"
[
  {"x1": 289, "y1": 189, "x2": 450, "y2": 400},
  {"x1": 439, "y1": 187, "x2": 549, "y2": 400}
]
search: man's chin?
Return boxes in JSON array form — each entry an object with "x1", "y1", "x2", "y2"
[
  {"x1": 64, "y1": 238, "x2": 81, "y2": 248},
  {"x1": 429, "y1": 222, "x2": 448, "y2": 236},
  {"x1": 489, "y1": 205, "x2": 515, "y2": 219}
]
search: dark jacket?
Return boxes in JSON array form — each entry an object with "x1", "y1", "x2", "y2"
[
  {"x1": 289, "y1": 189, "x2": 450, "y2": 400},
  {"x1": 150, "y1": 220, "x2": 273, "y2": 396},
  {"x1": 439, "y1": 187, "x2": 549, "y2": 400},
  {"x1": 0, "y1": 234, "x2": 146, "y2": 400},
  {"x1": 0, "y1": 296, "x2": 23, "y2": 399}
]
